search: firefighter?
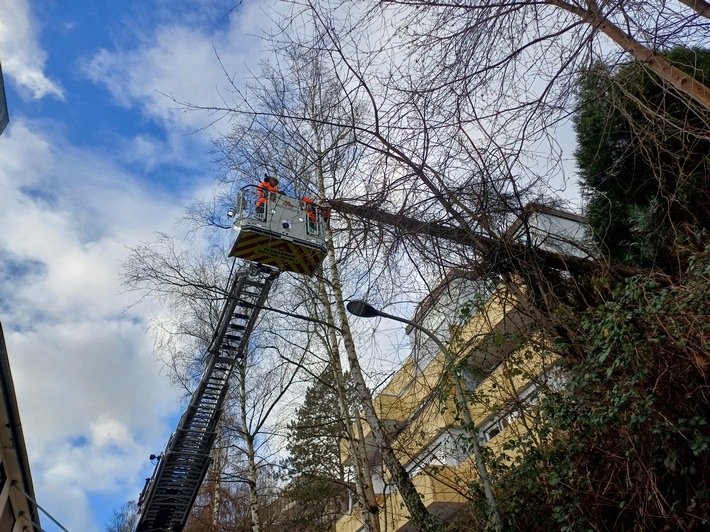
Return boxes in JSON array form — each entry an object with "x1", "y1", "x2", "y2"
[
  {"x1": 256, "y1": 176, "x2": 279, "y2": 215},
  {"x1": 302, "y1": 196, "x2": 317, "y2": 224}
]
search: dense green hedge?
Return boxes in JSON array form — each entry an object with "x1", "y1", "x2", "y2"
[{"x1": 489, "y1": 253, "x2": 710, "y2": 531}]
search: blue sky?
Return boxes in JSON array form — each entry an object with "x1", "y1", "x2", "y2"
[{"x1": 0, "y1": 1, "x2": 278, "y2": 529}]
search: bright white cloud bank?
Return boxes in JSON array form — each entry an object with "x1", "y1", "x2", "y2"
[
  {"x1": 0, "y1": 1, "x2": 279, "y2": 529},
  {"x1": 0, "y1": 0, "x2": 64, "y2": 100},
  {"x1": 83, "y1": 1, "x2": 270, "y2": 135},
  {"x1": 0, "y1": 118, "x2": 187, "y2": 530}
]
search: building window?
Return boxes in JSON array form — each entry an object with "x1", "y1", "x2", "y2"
[
  {"x1": 405, "y1": 429, "x2": 471, "y2": 476},
  {"x1": 480, "y1": 410, "x2": 520, "y2": 444}
]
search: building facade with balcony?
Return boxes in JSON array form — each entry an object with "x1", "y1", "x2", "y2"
[{"x1": 336, "y1": 206, "x2": 586, "y2": 532}]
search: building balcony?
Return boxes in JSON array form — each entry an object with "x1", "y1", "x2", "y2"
[
  {"x1": 336, "y1": 460, "x2": 474, "y2": 532},
  {"x1": 335, "y1": 509, "x2": 365, "y2": 532}
]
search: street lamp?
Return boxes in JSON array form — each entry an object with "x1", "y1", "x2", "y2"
[{"x1": 346, "y1": 300, "x2": 502, "y2": 531}]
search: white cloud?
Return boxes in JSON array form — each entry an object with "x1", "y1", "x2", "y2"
[
  {"x1": 0, "y1": 120, "x2": 189, "y2": 530},
  {"x1": 82, "y1": 2, "x2": 274, "y2": 135},
  {"x1": 0, "y1": 121, "x2": 189, "y2": 319},
  {"x1": 0, "y1": 3, "x2": 288, "y2": 529},
  {"x1": 0, "y1": 0, "x2": 64, "y2": 100}
]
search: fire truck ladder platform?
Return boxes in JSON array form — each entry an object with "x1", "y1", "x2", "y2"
[{"x1": 134, "y1": 262, "x2": 279, "y2": 532}]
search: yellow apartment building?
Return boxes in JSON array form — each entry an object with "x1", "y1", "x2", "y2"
[{"x1": 337, "y1": 206, "x2": 587, "y2": 532}]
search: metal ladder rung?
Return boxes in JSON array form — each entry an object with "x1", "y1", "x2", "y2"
[{"x1": 135, "y1": 266, "x2": 279, "y2": 532}]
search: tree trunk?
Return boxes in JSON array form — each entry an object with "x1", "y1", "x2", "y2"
[
  {"x1": 212, "y1": 424, "x2": 223, "y2": 528},
  {"x1": 323, "y1": 225, "x2": 444, "y2": 531},
  {"x1": 318, "y1": 278, "x2": 382, "y2": 532},
  {"x1": 551, "y1": 0, "x2": 710, "y2": 112},
  {"x1": 313, "y1": 127, "x2": 382, "y2": 531},
  {"x1": 239, "y1": 362, "x2": 262, "y2": 532}
]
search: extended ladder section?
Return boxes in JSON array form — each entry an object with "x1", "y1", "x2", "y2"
[
  {"x1": 134, "y1": 186, "x2": 327, "y2": 531},
  {"x1": 134, "y1": 263, "x2": 279, "y2": 532}
]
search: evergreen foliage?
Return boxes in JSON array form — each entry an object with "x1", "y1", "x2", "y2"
[
  {"x1": 574, "y1": 47, "x2": 710, "y2": 272},
  {"x1": 280, "y1": 370, "x2": 349, "y2": 530},
  {"x1": 493, "y1": 252, "x2": 710, "y2": 531}
]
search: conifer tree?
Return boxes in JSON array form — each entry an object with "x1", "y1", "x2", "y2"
[
  {"x1": 282, "y1": 370, "x2": 349, "y2": 531},
  {"x1": 574, "y1": 47, "x2": 710, "y2": 272}
]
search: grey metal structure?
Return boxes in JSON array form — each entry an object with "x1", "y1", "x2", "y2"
[
  {"x1": 0, "y1": 61, "x2": 8, "y2": 135},
  {"x1": 134, "y1": 263, "x2": 279, "y2": 532},
  {"x1": 134, "y1": 187, "x2": 328, "y2": 531},
  {"x1": 228, "y1": 186, "x2": 328, "y2": 277}
]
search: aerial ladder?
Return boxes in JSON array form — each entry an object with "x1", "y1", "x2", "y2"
[
  {"x1": 133, "y1": 183, "x2": 598, "y2": 531},
  {"x1": 134, "y1": 185, "x2": 328, "y2": 532}
]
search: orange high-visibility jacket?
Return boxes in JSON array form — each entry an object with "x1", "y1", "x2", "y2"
[
  {"x1": 302, "y1": 197, "x2": 317, "y2": 222},
  {"x1": 256, "y1": 181, "x2": 279, "y2": 209}
]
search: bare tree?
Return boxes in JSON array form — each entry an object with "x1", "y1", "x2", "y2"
[
  {"x1": 198, "y1": 26, "x2": 460, "y2": 527},
  {"x1": 122, "y1": 234, "x2": 229, "y2": 390},
  {"x1": 134, "y1": 0, "x2": 710, "y2": 530},
  {"x1": 215, "y1": 342, "x2": 305, "y2": 532},
  {"x1": 123, "y1": 238, "x2": 309, "y2": 530},
  {"x1": 205, "y1": 53, "x2": 389, "y2": 531},
  {"x1": 374, "y1": 0, "x2": 710, "y2": 114},
  {"x1": 177, "y1": 7, "x2": 564, "y2": 530},
  {"x1": 104, "y1": 500, "x2": 139, "y2": 532}
]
